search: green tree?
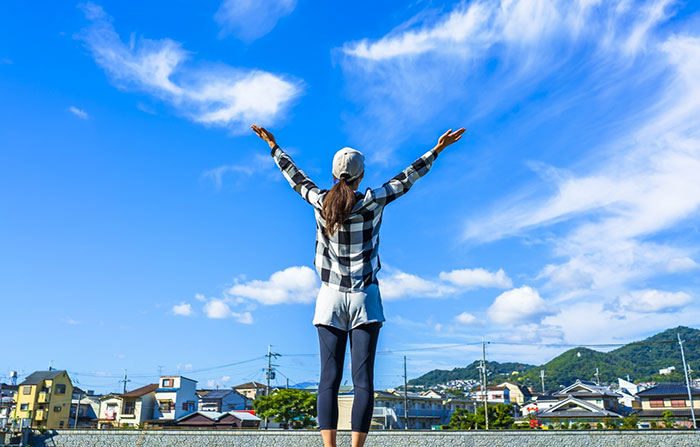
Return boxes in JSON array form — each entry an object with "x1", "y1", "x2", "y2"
[
  {"x1": 253, "y1": 389, "x2": 317, "y2": 429},
  {"x1": 661, "y1": 410, "x2": 675, "y2": 429},
  {"x1": 448, "y1": 404, "x2": 514, "y2": 430},
  {"x1": 620, "y1": 416, "x2": 639, "y2": 430}
]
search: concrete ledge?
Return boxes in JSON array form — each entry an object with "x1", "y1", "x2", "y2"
[{"x1": 30, "y1": 429, "x2": 700, "y2": 447}]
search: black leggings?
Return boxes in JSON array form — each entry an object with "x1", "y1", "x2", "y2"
[{"x1": 316, "y1": 322, "x2": 381, "y2": 433}]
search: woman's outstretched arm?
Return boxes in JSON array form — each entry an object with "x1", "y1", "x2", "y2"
[
  {"x1": 251, "y1": 124, "x2": 323, "y2": 208},
  {"x1": 374, "y1": 128, "x2": 465, "y2": 206}
]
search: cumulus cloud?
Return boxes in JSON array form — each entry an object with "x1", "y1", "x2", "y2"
[
  {"x1": 380, "y1": 270, "x2": 457, "y2": 300},
  {"x1": 172, "y1": 302, "x2": 193, "y2": 316},
  {"x1": 77, "y1": 3, "x2": 302, "y2": 132},
  {"x1": 487, "y1": 286, "x2": 551, "y2": 324},
  {"x1": 454, "y1": 312, "x2": 477, "y2": 324},
  {"x1": 203, "y1": 298, "x2": 253, "y2": 324},
  {"x1": 439, "y1": 268, "x2": 512, "y2": 289},
  {"x1": 68, "y1": 106, "x2": 89, "y2": 119},
  {"x1": 215, "y1": 0, "x2": 296, "y2": 41},
  {"x1": 615, "y1": 289, "x2": 693, "y2": 313},
  {"x1": 227, "y1": 266, "x2": 319, "y2": 305}
]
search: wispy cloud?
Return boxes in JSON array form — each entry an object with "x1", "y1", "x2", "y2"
[
  {"x1": 215, "y1": 0, "x2": 296, "y2": 42},
  {"x1": 0, "y1": 58, "x2": 13, "y2": 65},
  {"x1": 203, "y1": 152, "x2": 275, "y2": 188},
  {"x1": 77, "y1": 2, "x2": 303, "y2": 133},
  {"x1": 68, "y1": 106, "x2": 89, "y2": 119}
]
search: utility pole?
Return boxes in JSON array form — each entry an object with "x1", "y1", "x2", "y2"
[
  {"x1": 265, "y1": 345, "x2": 280, "y2": 429},
  {"x1": 482, "y1": 338, "x2": 489, "y2": 430},
  {"x1": 119, "y1": 370, "x2": 131, "y2": 394},
  {"x1": 540, "y1": 369, "x2": 546, "y2": 394},
  {"x1": 594, "y1": 368, "x2": 600, "y2": 386},
  {"x1": 678, "y1": 333, "x2": 697, "y2": 429},
  {"x1": 157, "y1": 365, "x2": 164, "y2": 377},
  {"x1": 403, "y1": 356, "x2": 408, "y2": 430},
  {"x1": 74, "y1": 390, "x2": 81, "y2": 429},
  {"x1": 286, "y1": 378, "x2": 289, "y2": 389}
]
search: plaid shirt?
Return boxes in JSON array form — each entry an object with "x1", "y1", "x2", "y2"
[{"x1": 271, "y1": 145, "x2": 438, "y2": 292}]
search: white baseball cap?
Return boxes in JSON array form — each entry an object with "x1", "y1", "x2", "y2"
[{"x1": 332, "y1": 147, "x2": 364, "y2": 182}]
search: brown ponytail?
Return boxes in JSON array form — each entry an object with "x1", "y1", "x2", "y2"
[{"x1": 322, "y1": 179, "x2": 357, "y2": 236}]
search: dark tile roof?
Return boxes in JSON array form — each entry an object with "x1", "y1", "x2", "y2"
[
  {"x1": 121, "y1": 383, "x2": 158, "y2": 398},
  {"x1": 19, "y1": 370, "x2": 65, "y2": 385},
  {"x1": 637, "y1": 383, "x2": 700, "y2": 397},
  {"x1": 201, "y1": 389, "x2": 234, "y2": 400},
  {"x1": 233, "y1": 381, "x2": 267, "y2": 389}
]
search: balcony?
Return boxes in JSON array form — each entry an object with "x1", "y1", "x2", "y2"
[
  {"x1": 37, "y1": 392, "x2": 49, "y2": 403},
  {"x1": 35, "y1": 410, "x2": 46, "y2": 421}
]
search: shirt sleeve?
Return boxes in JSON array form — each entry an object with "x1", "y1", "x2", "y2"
[
  {"x1": 372, "y1": 148, "x2": 439, "y2": 206},
  {"x1": 271, "y1": 145, "x2": 324, "y2": 208}
]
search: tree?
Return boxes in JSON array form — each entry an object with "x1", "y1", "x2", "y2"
[
  {"x1": 603, "y1": 417, "x2": 619, "y2": 429},
  {"x1": 620, "y1": 416, "x2": 639, "y2": 430},
  {"x1": 448, "y1": 404, "x2": 514, "y2": 430},
  {"x1": 253, "y1": 389, "x2": 317, "y2": 429},
  {"x1": 661, "y1": 410, "x2": 675, "y2": 429}
]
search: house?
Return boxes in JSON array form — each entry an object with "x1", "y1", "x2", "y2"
[
  {"x1": 659, "y1": 366, "x2": 676, "y2": 375},
  {"x1": 338, "y1": 389, "x2": 476, "y2": 430},
  {"x1": 69, "y1": 388, "x2": 101, "y2": 428},
  {"x1": 635, "y1": 383, "x2": 700, "y2": 428},
  {"x1": 153, "y1": 376, "x2": 198, "y2": 421},
  {"x1": 197, "y1": 389, "x2": 248, "y2": 412},
  {"x1": 233, "y1": 382, "x2": 269, "y2": 407},
  {"x1": 529, "y1": 379, "x2": 624, "y2": 424},
  {"x1": 1, "y1": 384, "x2": 18, "y2": 428},
  {"x1": 97, "y1": 383, "x2": 157, "y2": 428},
  {"x1": 175, "y1": 410, "x2": 261, "y2": 428},
  {"x1": 498, "y1": 382, "x2": 532, "y2": 407},
  {"x1": 520, "y1": 393, "x2": 559, "y2": 418},
  {"x1": 12, "y1": 370, "x2": 74, "y2": 429},
  {"x1": 616, "y1": 378, "x2": 641, "y2": 410},
  {"x1": 470, "y1": 385, "x2": 511, "y2": 404}
]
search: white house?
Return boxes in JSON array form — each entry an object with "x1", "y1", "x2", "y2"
[
  {"x1": 153, "y1": 376, "x2": 198, "y2": 421},
  {"x1": 470, "y1": 386, "x2": 511, "y2": 404},
  {"x1": 97, "y1": 384, "x2": 157, "y2": 428},
  {"x1": 197, "y1": 389, "x2": 247, "y2": 412}
]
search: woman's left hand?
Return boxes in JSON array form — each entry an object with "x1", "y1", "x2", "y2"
[
  {"x1": 435, "y1": 128, "x2": 466, "y2": 153},
  {"x1": 251, "y1": 124, "x2": 277, "y2": 149}
]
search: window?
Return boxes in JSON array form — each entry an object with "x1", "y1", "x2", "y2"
[
  {"x1": 23, "y1": 386, "x2": 31, "y2": 395},
  {"x1": 650, "y1": 399, "x2": 664, "y2": 408},
  {"x1": 20, "y1": 403, "x2": 29, "y2": 411},
  {"x1": 55, "y1": 384, "x2": 66, "y2": 394},
  {"x1": 671, "y1": 399, "x2": 686, "y2": 408},
  {"x1": 182, "y1": 402, "x2": 195, "y2": 411},
  {"x1": 123, "y1": 401, "x2": 136, "y2": 415},
  {"x1": 59, "y1": 421, "x2": 64, "y2": 428},
  {"x1": 162, "y1": 379, "x2": 174, "y2": 387},
  {"x1": 54, "y1": 406, "x2": 62, "y2": 412},
  {"x1": 159, "y1": 400, "x2": 174, "y2": 412}
]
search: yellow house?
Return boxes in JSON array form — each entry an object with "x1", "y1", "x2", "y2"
[{"x1": 13, "y1": 370, "x2": 74, "y2": 429}]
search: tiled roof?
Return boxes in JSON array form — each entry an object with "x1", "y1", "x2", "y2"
[
  {"x1": 234, "y1": 381, "x2": 267, "y2": 389},
  {"x1": 19, "y1": 370, "x2": 65, "y2": 385},
  {"x1": 636, "y1": 383, "x2": 700, "y2": 397},
  {"x1": 121, "y1": 383, "x2": 158, "y2": 398},
  {"x1": 201, "y1": 389, "x2": 234, "y2": 399}
]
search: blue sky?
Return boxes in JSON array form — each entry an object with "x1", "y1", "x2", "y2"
[{"x1": 2, "y1": 0, "x2": 700, "y2": 393}]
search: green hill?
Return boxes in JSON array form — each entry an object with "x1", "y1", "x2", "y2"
[
  {"x1": 407, "y1": 361, "x2": 534, "y2": 387},
  {"x1": 409, "y1": 326, "x2": 700, "y2": 392}
]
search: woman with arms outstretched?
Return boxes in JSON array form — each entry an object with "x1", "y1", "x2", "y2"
[{"x1": 252, "y1": 124, "x2": 465, "y2": 447}]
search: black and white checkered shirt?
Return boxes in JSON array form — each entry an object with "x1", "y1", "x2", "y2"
[{"x1": 271, "y1": 145, "x2": 438, "y2": 292}]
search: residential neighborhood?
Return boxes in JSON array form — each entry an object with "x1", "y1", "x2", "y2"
[{"x1": 1, "y1": 366, "x2": 698, "y2": 433}]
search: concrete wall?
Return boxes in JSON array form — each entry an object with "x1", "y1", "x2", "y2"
[{"x1": 30, "y1": 429, "x2": 700, "y2": 447}]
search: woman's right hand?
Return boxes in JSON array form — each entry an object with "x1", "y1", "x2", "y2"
[{"x1": 251, "y1": 124, "x2": 277, "y2": 149}]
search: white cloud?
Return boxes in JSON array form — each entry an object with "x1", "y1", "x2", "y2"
[
  {"x1": 439, "y1": 267, "x2": 512, "y2": 289},
  {"x1": 215, "y1": 0, "x2": 296, "y2": 42},
  {"x1": 203, "y1": 153, "x2": 275, "y2": 188},
  {"x1": 380, "y1": 271, "x2": 456, "y2": 300},
  {"x1": 464, "y1": 34, "x2": 700, "y2": 299},
  {"x1": 172, "y1": 302, "x2": 193, "y2": 316},
  {"x1": 454, "y1": 312, "x2": 477, "y2": 324},
  {"x1": 77, "y1": 3, "x2": 302, "y2": 132},
  {"x1": 487, "y1": 286, "x2": 550, "y2": 324},
  {"x1": 68, "y1": 106, "x2": 89, "y2": 119},
  {"x1": 616, "y1": 289, "x2": 693, "y2": 313},
  {"x1": 195, "y1": 293, "x2": 207, "y2": 302},
  {"x1": 203, "y1": 298, "x2": 254, "y2": 324},
  {"x1": 227, "y1": 266, "x2": 319, "y2": 305}
]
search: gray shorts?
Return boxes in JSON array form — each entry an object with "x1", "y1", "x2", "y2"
[{"x1": 313, "y1": 283, "x2": 385, "y2": 331}]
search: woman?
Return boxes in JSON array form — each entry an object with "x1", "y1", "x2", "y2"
[{"x1": 251, "y1": 124, "x2": 465, "y2": 447}]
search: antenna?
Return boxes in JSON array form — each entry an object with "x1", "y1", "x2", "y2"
[{"x1": 119, "y1": 370, "x2": 131, "y2": 394}]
